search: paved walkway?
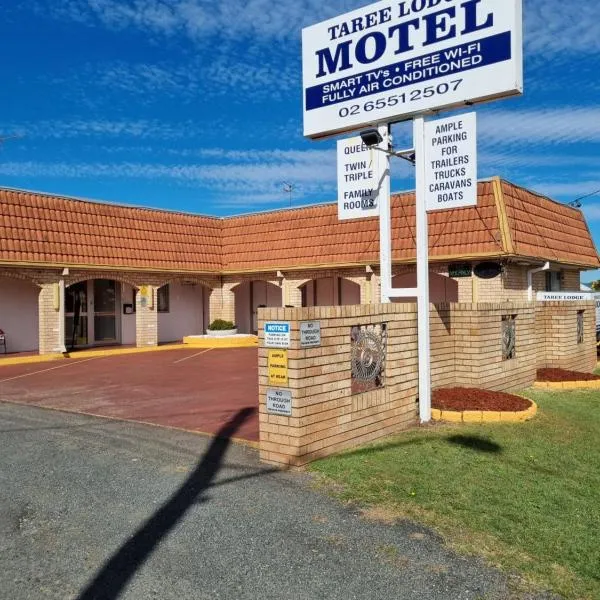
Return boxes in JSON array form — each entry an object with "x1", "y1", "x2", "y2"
[
  {"x1": 0, "y1": 402, "x2": 555, "y2": 600},
  {"x1": 0, "y1": 347, "x2": 258, "y2": 442}
]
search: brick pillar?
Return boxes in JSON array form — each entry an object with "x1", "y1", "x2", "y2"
[
  {"x1": 283, "y1": 279, "x2": 303, "y2": 308},
  {"x1": 136, "y1": 285, "x2": 158, "y2": 347},
  {"x1": 38, "y1": 283, "x2": 61, "y2": 354},
  {"x1": 208, "y1": 282, "x2": 236, "y2": 323}
]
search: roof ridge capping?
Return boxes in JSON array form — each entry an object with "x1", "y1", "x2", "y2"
[
  {"x1": 498, "y1": 177, "x2": 600, "y2": 267},
  {"x1": 0, "y1": 185, "x2": 221, "y2": 221},
  {"x1": 498, "y1": 178, "x2": 586, "y2": 216},
  {"x1": 223, "y1": 176, "x2": 500, "y2": 220}
]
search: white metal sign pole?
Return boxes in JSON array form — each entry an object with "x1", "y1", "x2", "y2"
[
  {"x1": 414, "y1": 116, "x2": 431, "y2": 423},
  {"x1": 378, "y1": 123, "x2": 392, "y2": 304}
]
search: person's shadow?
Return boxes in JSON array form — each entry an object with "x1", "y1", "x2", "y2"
[{"x1": 77, "y1": 407, "x2": 266, "y2": 599}]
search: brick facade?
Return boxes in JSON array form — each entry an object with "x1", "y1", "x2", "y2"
[
  {"x1": 0, "y1": 261, "x2": 590, "y2": 355},
  {"x1": 536, "y1": 302, "x2": 597, "y2": 372},
  {"x1": 258, "y1": 304, "x2": 419, "y2": 467},
  {"x1": 258, "y1": 300, "x2": 597, "y2": 466}
]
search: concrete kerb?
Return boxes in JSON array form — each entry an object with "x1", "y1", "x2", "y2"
[
  {"x1": 533, "y1": 380, "x2": 600, "y2": 390},
  {"x1": 431, "y1": 401, "x2": 538, "y2": 424},
  {"x1": 0, "y1": 336, "x2": 260, "y2": 368},
  {"x1": 183, "y1": 335, "x2": 258, "y2": 348},
  {"x1": 0, "y1": 343, "x2": 187, "y2": 367}
]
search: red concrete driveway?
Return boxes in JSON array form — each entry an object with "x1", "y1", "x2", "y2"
[{"x1": 0, "y1": 348, "x2": 259, "y2": 442}]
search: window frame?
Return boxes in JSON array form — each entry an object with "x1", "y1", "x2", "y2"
[{"x1": 157, "y1": 285, "x2": 170, "y2": 313}]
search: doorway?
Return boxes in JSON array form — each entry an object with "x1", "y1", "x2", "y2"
[{"x1": 66, "y1": 279, "x2": 120, "y2": 349}]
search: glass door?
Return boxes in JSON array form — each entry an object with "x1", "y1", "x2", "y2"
[
  {"x1": 65, "y1": 282, "x2": 88, "y2": 349},
  {"x1": 93, "y1": 279, "x2": 118, "y2": 343}
]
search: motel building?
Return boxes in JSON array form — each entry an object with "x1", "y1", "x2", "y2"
[{"x1": 0, "y1": 177, "x2": 598, "y2": 356}]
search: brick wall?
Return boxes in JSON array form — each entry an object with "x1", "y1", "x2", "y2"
[
  {"x1": 536, "y1": 301, "x2": 596, "y2": 372},
  {"x1": 430, "y1": 305, "x2": 455, "y2": 388},
  {"x1": 258, "y1": 304, "x2": 419, "y2": 467},
  {"x1": 257, "y1": 300, "x2": 597, "y2": 465},
  {"x1": 38, "y1": 283, "x2": 61, "y2": 354},
  {"x1": 135, "y1": 285, "x2": 158, "y2": 347},
  {"x1": 452, "y1": 303, "x2": 538, "y2": 391}
]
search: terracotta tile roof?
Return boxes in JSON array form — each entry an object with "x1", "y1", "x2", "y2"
[
  {"x1": 0, "y1": 188, "x2": 222, "y2": 271},
  {"x1": 501, "y1": 181, "x2": 600, "y2": 268},
  {"x1": 222, "y1": 181, "x2": 505, "y2": 270},
  {"x1": 0, "y1": 180, "x2": 598, "y2": 274}
]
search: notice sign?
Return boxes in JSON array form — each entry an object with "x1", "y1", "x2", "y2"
[
  {"x1": 424, "y1": 112, "x2": 477, "y2": 211},
  {"x1": 264, "y1": 322, "x2": 290, "y2": 348},
  {"x1": 537, "y1": 292, "x2": 592, "y2": 302},
  {"x1": 337, "y1": 137, "x2": 384, "y2": 220},
  {"x1": 302, "y1": 0, "x2": 523, "y2": 139},
  {"x1": 300, "y1": 321, "x2": 321, "y2": 347},
  {"x1": 266, "y1": 389, "x2": 292, "y2": 417},
  {"x1": 268, "y1": 349, "x2": 289, "y2": 386}
]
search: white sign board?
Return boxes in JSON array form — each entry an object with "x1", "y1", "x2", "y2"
[
  {"x1": 266, "y1": 389, "x2": 293, "y2": 416},
  {"x1": 337, "y1": 137, "x2": 385, "y2": 219},
  {"x1": 300, "y1": 321, "x2": 321, "y2": 347},
  {"x1": 424, "y1": 112, "x2": 477, "y2": 211},
  {"x1": 536, "y1": 292, "x2": 593, "y2": 302},
  {"x1": 264, "y1": 322, "x2": 291, "y2": 348},
  {"x1": 303, "y1": 0, "x2": 523, "y2": 139}
]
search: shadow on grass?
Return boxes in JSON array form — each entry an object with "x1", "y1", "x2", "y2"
[
  {"x1": 76, "y1": 406, "x2": 273, "y2": 600},
  {"x1": 445, "y1": 435, "x2": 502, "y2": 454},
  {"x1": 318, "y1": 433, "x2": 503, "y2": 461}
]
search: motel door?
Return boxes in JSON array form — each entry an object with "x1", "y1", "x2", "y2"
[{"x1": 65, "y1": 280, "x2": 120, "y2": 348}]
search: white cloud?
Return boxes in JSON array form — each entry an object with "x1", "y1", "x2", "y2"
[
  {"x1": 478, "y1": 106, "x2": 600, "y2": 147},
  {"x1": 531, "y1": 180, "x2": 600, "y2": 200},
  {"x1": 31, "y1": 0, "x2": 600, "y2": 57},
  {"x1": 525, "y1": 0, "x2": 600, "y2": 55},
  {"x1": 583, "y1": 204, "x2": 600, "y2": 222},
  {"x1": 5, "y1": 119, "x2": 206, "y2": 140},
  {"x1": 0, "y1": 147, "x2": 338, "y2": 201}
]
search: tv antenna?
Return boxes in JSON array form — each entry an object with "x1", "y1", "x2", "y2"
[
  {"x1": 282, "y1": 182, "x2": 295, "y2": 207},
  {"x1": 568, "y1": 187, "x2": 600, "y2": 208},
  {"x1": 0, "y1": 134, "x2": 22, "y2": 148}
]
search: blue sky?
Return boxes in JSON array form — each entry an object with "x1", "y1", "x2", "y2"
[{"x1": 1, "y1": 0, "x2": 599, "y2": 281}]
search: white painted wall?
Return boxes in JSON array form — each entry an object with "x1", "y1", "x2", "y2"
[
  {"x1": 158, "y1": 283, "x2": 207, "y2": 343},
  {"x1": 121, "y1": 283, "x2": 137, "y2": 346},
  {"x1": 0, "y1": 277, "x2": 39, "y2": 353}
]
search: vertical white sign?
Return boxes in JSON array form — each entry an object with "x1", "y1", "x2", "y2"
[
  {"x1": 337, "y1": 136, "x2": 384, "y2": 220},
  {"x1": 424, "y1": 112, "x2": 477, "y2": 211}
]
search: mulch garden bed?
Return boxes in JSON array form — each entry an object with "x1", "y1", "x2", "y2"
[
  {"x1": 536, "y1": 368, "x2": 600, "y2": 382},
  {"x1": 432, "y1": 388, "x2": 531, "y2": 412}
]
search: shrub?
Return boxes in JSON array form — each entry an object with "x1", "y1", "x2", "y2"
[{"x1": 208, "y1": 319, "x2": 235, "y2": 330}]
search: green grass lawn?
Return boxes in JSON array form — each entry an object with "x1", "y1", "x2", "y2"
[{"x1": 310, "y1": 389, "x2": 600, "y2": 599}]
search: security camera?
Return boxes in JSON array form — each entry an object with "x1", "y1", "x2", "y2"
[{"x1": 359, "y1": 128, "x2": 383, "y2": 147}]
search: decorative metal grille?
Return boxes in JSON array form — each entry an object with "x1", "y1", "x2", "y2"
[
  {"x1": 502, "y1": 315, "x2": 516, "y2": 361},
  {"x1": 351, "y1": 323, "x2": 387, "y2": 395},
  {"x1": 577, "y1": 311, "x2": 584, "y2": 345}
]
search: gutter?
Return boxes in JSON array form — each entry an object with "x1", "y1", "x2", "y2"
[{"x1": 527, "y1": 262, "x2": 550, "y2": 301}]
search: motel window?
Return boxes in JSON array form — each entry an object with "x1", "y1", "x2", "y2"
[
  {"x1": 502, "y1": 315, "x2": 516, "y2": 361},
  {"x1": 158, "y1": 285, "x2": 170, "y2": 313},
  {"x1": 545, "y1": 271, "x2": 562, "y2": 292},
  {"x1": 577, "y1": 311, "x2": 584, "y2": 345}
]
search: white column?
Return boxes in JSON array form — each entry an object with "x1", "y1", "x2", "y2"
[
  {"x1": 414, "y1": 116, "x2": 431, "y2": 423},
  {"x1": 378, "y1": 123, "x2": 392, "y2": 303},
  {"x1": 57, "y1": 278, "x2": 67, "y2": 353}
]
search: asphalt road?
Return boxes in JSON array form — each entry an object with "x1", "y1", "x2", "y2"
[{"x1": 0, "y1": 402, "x2": 555, "y2": 600}]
